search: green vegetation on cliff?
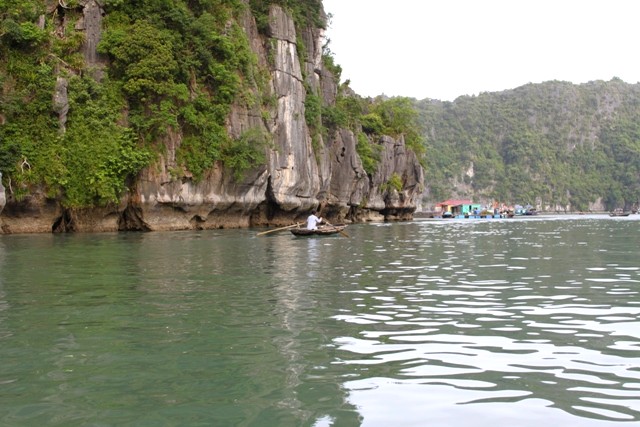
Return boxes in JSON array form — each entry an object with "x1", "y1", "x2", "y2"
[
  {"x1": 417, "y1": 79, "x2": 640, "y2": 211},
  {"x1": 0, "y1": 0, "x2": 282, "y2": 207},
  {"x1": 0, "y1": 0, "x2": 424, "y2": 210},
  {"x1": 322, "y1": 87, "x2": 426, "y2": 174}
]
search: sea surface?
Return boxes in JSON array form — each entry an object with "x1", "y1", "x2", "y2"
[{"x1": 0, "y1": 215, "x2": 639, "y2": 426}]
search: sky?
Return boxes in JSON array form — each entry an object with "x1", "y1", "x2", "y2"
[{"x1": 321, "y1": 0, "x2": 640, "y2": 101}]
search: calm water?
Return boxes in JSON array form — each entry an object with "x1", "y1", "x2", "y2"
[{"x1": 1, "y1": 215, "x2": 639, "y2": 426}]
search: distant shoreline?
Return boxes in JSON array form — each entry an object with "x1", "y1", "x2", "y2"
[{"x1": 413, "y1": 211, "x2": 635, "y2": 219}]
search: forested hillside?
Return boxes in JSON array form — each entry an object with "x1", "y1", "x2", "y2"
[{"x1": 417, "y1": 78, "x2": 640, "y2": 212}]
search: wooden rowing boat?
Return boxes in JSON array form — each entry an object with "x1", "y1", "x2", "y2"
[
  {"x1": 290, "y1": 224, "x2": 347, "y2": 237},
  {"x1": 609, "y1": 211, "x2": 631, "y2": 217}
]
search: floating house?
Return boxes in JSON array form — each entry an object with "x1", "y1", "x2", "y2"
[
  {"x1": 436, "y1": 199, "x2": 480, "y2": 218},
  {"x1": 435, "y1": 199, "x2": 501, "y2": 219}
]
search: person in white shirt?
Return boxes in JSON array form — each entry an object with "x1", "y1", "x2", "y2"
[{"x1": 306, "y1": 210, "x2": 323, "y2": 230}]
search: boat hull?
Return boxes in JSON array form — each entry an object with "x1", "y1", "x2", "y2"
[{"x1": 290, "y1": 225, "x2": 347, "y2": 236}]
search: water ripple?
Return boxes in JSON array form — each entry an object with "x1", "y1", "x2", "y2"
[{"x1": 334, "y1": 219, "x2": 640, "y2": 423}]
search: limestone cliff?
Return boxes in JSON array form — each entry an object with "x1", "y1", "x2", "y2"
[
  {"x1": 0, "y1": 2, "x2": 423, "y2": 233},
  {"x1": 0, "y1": 173, "x2": 5, "y2": 217}
]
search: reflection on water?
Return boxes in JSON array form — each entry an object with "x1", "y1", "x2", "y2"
[{"x1": 0, "y1": 216, "x2": 639, "y2": 426}]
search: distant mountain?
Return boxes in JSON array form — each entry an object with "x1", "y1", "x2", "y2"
[{"x1": 416, "y1": 78, "x2": 640, "y2": 212}]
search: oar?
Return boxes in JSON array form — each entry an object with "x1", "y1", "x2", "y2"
[
  {"x1": 256, "y1": 222, "x2": 302, "y2": 236},
  {"x1": 323, "y1": 220, "x2": 350, "y2": 238}
]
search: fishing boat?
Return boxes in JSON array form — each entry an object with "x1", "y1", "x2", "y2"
[
  {"x1": 609, "y1": 211, "x2": 631, "y2": 217},
  {"x1": 290, "y1": 224, "x2": 347, "y2": 237}
]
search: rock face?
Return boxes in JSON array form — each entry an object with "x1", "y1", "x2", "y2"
[
  {"x1": 52, "y1": 77, "x2": 69, "y2": 133},
  {"x1": 0, "y1": 4, "x2": 424, "y2": 233},
  {"x1": 77, "y1": 0, "x2": 106, "y2": 79},
  {"x1": 0, "y1": 173, "x2": 5, "y2": 217}
]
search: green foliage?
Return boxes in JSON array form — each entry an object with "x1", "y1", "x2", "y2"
[
  {"x1": 0, "y1": 1, "x2": 47, "y2": 47},
  {"x1": 100, "y1": 20, "x2": 183, "y2": 100},
  {"x1": 0, "y1": 45, "x2": 59, "y2": 192},
  {"x1": 356, "y1": 132, "x2": 381, "y2": 175},
  {"x1": 304, "y1": 89, "x2": 322, "y2": 152},
  {"x1": 59, "y1": 77, "x2": 153, "y2": 207},
  {"x1": 361, "y1": 113, "x2": 384, "y2": 135},
  {"x1": 334, "y1": 93, "x2": 364, "y2": 129},
  {"x1": 304, "y1": 92, "x2": 322, "y2": 129},
  {"x1": 381, "y1": 172, "x2": 403, "y2": 193},
  {"x1": 51, "y1": 21, "x2": 85, "y2": 70},
  {"x1": 321, "y1": 91, "x2": 366, "y2": 133},
  {"x1": 369, "y1": 97, "x2": 425, "y2": 158},
  {"x1": 221, "y1": 127, "x2": 271, "y2": 181},
  {"x1": 0, "y1": 69, "x2": 152, "y2": 206},
  {"x1": 61, "y1": 128, "x2": 152, "y2": 207},
  {"x1": 321, "y1": 91, "x2": 424, "y2": 177},
  {"x1": 0, "y1": 0, "x2": 277, "y2": 210},
  {"x1": 320, "y1": 104, "x2": 346, "y2": 130},
  {"x1": 177, "y1": 92, "x2": 228, "y2": 180},
  {"x1": 1, "y1": 19, "x2": 47, "y2": 47},
  {"x1": 321, "y1": 52, "x2": 341, "y2": 82},
  {"x1": 95, "y1": 1, "x2": 267, "y2": 180},
  {"x1": 416, "y1": 79, "x2": 640, "y2": 210}
]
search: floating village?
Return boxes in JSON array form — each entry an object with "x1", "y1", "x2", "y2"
[
  {"x1": 425, "y1": 199, "x2": 539, "y2": 219},
  {"x1": 420, "y1": 199, "x2": 639, "y2": 219}
]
